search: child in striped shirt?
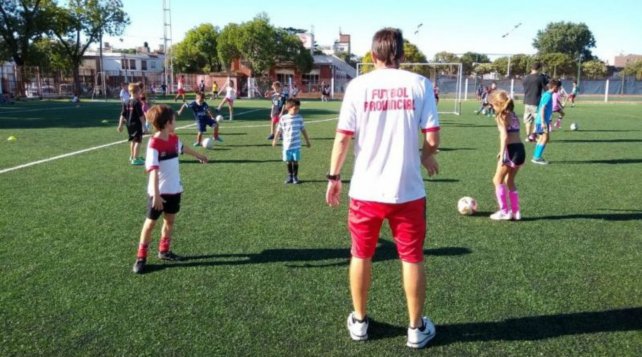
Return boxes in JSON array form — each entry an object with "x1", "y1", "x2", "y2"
[{"x1": 272, "y1": 99, "x2": 311, "y2": 184}]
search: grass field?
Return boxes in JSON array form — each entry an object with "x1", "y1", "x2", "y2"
[{"x1": 1, "y1": 96, "x2": 641, "y2": 356}]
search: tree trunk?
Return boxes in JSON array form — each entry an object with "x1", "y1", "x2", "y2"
[{"x1": 73, "y1": 66, "x2": 81, "y2": 97}]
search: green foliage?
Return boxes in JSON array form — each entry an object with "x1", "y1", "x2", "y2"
[
  {"x1": 236, "y1": 14, "x2": 277, "y2": 75},
  {"x1": 433, "y1": 51, "x2": 460, "y2": 64},
  {"x1": 622, "y1": 59, "x2": 642, "y2": 80},
  {"x1": 0, "y1": 0, "x2": 53, "y2": 65},
  {"x1": 217, "y1": 23, "x2": 242, "y2": 71},
  {"x1": 533, "y1": 21, "x2": 596, "y2": 59},
  {"x1": 540, "y1": 52, "x2": 574, "y2": 78},
  {"x1": 581, "y1": 60, "x2": 608, "y2": 79},
  {"x1": 460, "y1": 52, "x2": 490, "y2": 75},
  {"x1": 473, "y1": 62, "x2": 494, "y2": 76},
  {"x1": 30, "y1": 39, "x2": 71, "y2": 74},
  {"x1": 173, "y1": 23, "x2": 220, "y2": 74},
  {"x1": 48, "y1": 0, "x2": 129, "y2": 94},
  {"x1": 274, "y1": 28, "x2": 313, "y2": 74},
  {"x1": 509, "y1": 54, "x2": 533, "y2": 77}
]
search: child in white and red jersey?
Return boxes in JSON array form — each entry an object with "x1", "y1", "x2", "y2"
[{"x1": 132, "y1": 104, "x2": 208, "y2": 274}]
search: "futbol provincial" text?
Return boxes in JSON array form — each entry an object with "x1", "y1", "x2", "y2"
[{"x1": 364, "y1": 87, "x2": 415, "y2": 112}]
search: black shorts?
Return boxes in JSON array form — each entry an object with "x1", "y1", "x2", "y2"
[
  {"x1": 127, "y1": 121, "x2": 143, "y2": 143},
  {"x1": 146, "y1": 193, "x2": 181, "y2": 220},
  {"x1": 502, "y1": 143, "x2": 526, "y2": 167}
]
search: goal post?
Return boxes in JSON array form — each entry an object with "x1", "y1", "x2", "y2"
[{"x1": 356, "y1": 62, "x2": 463, "y2": 115}]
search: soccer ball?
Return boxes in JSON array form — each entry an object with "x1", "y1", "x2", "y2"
[
  {"x1": 202, "y1": 138, "x2": 214, "y2": 149},
  {"x1": 457, "y1": 196, "x2": 478, "y2": 215},
  {"x1": 570, "y1": 122, "x2": 578, "y2": 131},
  {"x1": 215, "y1": 115, "x2": 224, "y2": 122}
]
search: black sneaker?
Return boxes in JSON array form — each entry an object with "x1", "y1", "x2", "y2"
[
  {"x1": 285, "y1": 176, "x2": 294, "y2": 184},
  {"x1": 158, "y1": 251, "x2": 182, "y2": 261},
  {"x1": 132, "y1": 258, "x2": 146, "y2": 274},
  {"x1": 292, "y1": 176, "x2": 300, "y2": 184}
]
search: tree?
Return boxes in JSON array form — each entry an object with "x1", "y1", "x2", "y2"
[
  {"x1": 274, "y1": 28, "x2": 313, "y2": 74},
  {"x1": 460, "y1": 52, "x2": 490, "y2": 76},
  {"x1": 173, "y1": 23, "x2": 220, "y2": 73},
  {"x1": 217, "y1": 23, "x2": 241, "y2": 72},
  {"x1": 0, "y1": 0, "x2": 53, "y2": 95},
  {"x1": 236, "y1": 14, "x2": 277, "y2": 76},
  {"x1": 360, "y1": 39, "x2": 428, "y2": 75},
  {"x1": 492, "y1": 56, "x2": 510, "y2": 77},
  {"x1": 533, "y1": 22, "x2": 596, "y2": 60},
  {"x1": 433, "y1": 51, "x2": 459, "y2": 64},
  {"x1": 473, "y1": 63, "x2": 494, "y2": 77},
  {"x1": 581, "y1": 60, "x2": 607, "y2": 79},
  {"x1": 49, "y1": 0, "x2": 128, "y2": 95},
  {"x1": 622, "y1": 59, "x2": 642, "y2": 80},
  {"x1": 508, "y1": 54, "x2": 533, "y2": 77},
  {"x1": 539, "y1": 52, "x2": 574, "y2": 78}
]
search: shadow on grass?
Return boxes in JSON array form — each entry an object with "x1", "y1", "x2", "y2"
[
  {"x1": 553, "y1": 158, "x2": 642, "y2": 165},
  {"x1": 438, "y1": 147, "x2": 476, "y2": 152},
  {"x1": 556, "y1": 138, "x2": 642, "y2": 143},
  {"x1": 433, "y1": 307, "x2": 642, "y2": 346},
  {"x1": 424, "y1": 178, "x2": 460, "y2": 183},
  {"x1": 523, "y1": 212, "x2": 642, "y2": 221},
  {"x1": 142, "y1": 240, "x2": 471, "y2": 273}
]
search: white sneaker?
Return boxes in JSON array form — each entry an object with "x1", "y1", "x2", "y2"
[
  {"x1": 347, "y1": 312, "x2": 369, "y2": 341},
  {"x1": 407, "y1": 316, "x2": 436, "y2": 349},
  {"x1": 512, "y1": 211, "x2": 522, "y2": 221},
  {"x1": 490, "y1": 210, "x2": 512, "y2": 221}
]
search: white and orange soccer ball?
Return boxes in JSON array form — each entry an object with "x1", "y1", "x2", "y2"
[{"x1": 457, "y1": 196, "x2": 478, "y2": 215}]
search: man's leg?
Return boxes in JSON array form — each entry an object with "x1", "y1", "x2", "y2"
[
  {"x1": 350, "y1": 257, "x2": 372, "y2": 320},
  {"x1": 402, "y1": 260, "x2": 426, "y2": 328}
]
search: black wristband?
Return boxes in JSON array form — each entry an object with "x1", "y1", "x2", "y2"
[{"x1": 326, "y1": 173, "x2": 341, "y2": 181}]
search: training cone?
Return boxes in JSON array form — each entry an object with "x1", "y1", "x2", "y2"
[{"x1": 7, "y1": 135, "x2": 17, "y2": 142}]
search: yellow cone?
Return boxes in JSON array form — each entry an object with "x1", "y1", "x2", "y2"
[{"x1": 7, "y1": 135, "x2": 17, "y2": 142}]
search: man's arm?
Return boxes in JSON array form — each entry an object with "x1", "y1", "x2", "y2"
[
  {"x1": 421, "y1": 131, "x2": 440, "y2": 177},
  {"x1": 325, "y1": 132, "x2": 352, "y2": 207}
]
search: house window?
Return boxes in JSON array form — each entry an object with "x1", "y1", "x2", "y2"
[
  {"x1": 302, "y1": 73, "x2": 319, "y2": 85},
  {"x1": 129, "y1": 59, "x2": 136, "y2": 70},
  {"x1": 141, "y1": 60, "x2": 147, "y2": 71},
  {"x1": 277, "y1": 74, "x2": 292, "y2": 85},
  {"x1": 150, "y1": 61, "x2": 156, "y2": 69},
  {"x1": 121, "y1": 59, "x2": 127, "y2": 70}
]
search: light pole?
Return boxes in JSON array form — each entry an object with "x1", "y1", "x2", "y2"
[
  {"x1": 501, "y1": 23, "x2": 521, "y2": 78},
  {"x1": 577, "y1": 54, "x2": 583, "y2": 88}
]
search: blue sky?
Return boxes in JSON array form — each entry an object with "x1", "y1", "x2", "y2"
[{"x1": 103, "y1": 0, "x2": 642, "y2": 64}]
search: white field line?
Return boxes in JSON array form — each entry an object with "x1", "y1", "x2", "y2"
[{"x1": 0, "y1": 111, "x2": 337, "y2": 175}]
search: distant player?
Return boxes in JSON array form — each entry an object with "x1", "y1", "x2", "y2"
[
  {"x1": 216, "y1": 80, "x2": 236, "y2": 121},
  {"x1": 198, "y1": 79, "x2": 206, "y2": 94},
  {"x1": 177, "y1": 92, "x2": 222, "y2": 146},
  {"x1": 119, "y1": 83, "x2": 130, "y2": 103},
  {"x1": 433, "y1": 82, "x2": 439, "y2": 105},
  {"x1": 321, "y1": 81, "x2": 330, "y2": 102},
  {"x1": 132, "y1": 105, "x2": 208, "y2": 274},
  {"x1": 272, "y1": 98, "x2": 311, "y2": 184},
  {"x1": 522, "y1": 62, "x2": 548, "y2": 142},
  {"x1": 266, "y1": 81, "x2": 287, "y2": 140},
  {"x1": 531, "y1": 79, "x2": 560, "y2": 165},
  {"x1": 568, "y1": 80, "x2": 578, "y2": 107},
  {"x1": 488, "y1": 90, "x2": 525, "y2": 221},
  {"x1": 211, "y1": 81, "x2": 219, "y2": 100},
  {"x1": 117, "y1": 83, "x2": 146, "y2": 165},
  {"x1": 174, "y1": 75, "x2": 186, "y2": 102},
  {"x1": 552, "y1": 87, "x2": 565, "y2": 130}
]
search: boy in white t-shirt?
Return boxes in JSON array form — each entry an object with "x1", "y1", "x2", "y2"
[{"x1": 325, "y1": 27, "x2": 439, "y2": 349}]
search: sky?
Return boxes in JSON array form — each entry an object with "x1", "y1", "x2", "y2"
[{"x1": 103, "y1": 0, "x2": 642, "y2": 64}]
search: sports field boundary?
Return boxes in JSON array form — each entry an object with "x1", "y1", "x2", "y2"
[{"x1": 0, "y1": 112, "x2": 337, "y2": 175}]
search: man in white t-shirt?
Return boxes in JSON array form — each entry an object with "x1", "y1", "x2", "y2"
[
  {"x1": 119, "y1": 83, "x2": 130, "y2": 103},
  {"x1": 325, "y1": 28, "x2": 440, "y2": 349}
]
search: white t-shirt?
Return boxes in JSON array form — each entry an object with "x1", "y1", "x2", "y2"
[
  {"x1": 337, "y1": 68, "x2": 440, "y2": 204},
  {"x1": 225, "y1": 86, "x2": 236, "y2": 100},
  {"x1": 145, "y1": 134, "x2": 184, "y2": 196},
  {"x1": 119, "y1": 89, "x2": 130, "y2": 103}
]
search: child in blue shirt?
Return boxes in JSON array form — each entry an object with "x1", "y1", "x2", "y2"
[
  {"x1": 531, "y1": 79, "x2": 560, "y2": 165},
  {"x1": 177, "y1": 92, "x2": 222, "y2": 146}
]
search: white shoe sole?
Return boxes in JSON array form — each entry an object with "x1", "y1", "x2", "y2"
[{"x1": 407, "y1": 328, "x2": 436, "y2": 348}]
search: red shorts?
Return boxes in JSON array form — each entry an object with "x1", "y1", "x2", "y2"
[
  {"x1": 348, "y1": 197, "x2": 426, "y2": 263},
  {"x1": 177, "y1": 88, "x2": 185, "y2": 95},
  {"x1": 271, "y1": 115, "x2": 280, "y2": 124}
]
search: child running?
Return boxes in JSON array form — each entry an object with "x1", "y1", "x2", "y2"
[
  {"x1": 552, "y1": 87, "x2": 565, "y2": 130},
  {"x1": 532, "y1": 79, "x2": 560, "y2": 165},
  {"x1": 177, "y1": 92, "x2": 222, "y2": 146},
  {"x1": 117, "y1": 83, "x2": 146, "y2": 165},
  {"x1": 217, "y1": 80, "x2": 236, "y2": 121},
  {"x1": 132, "y1": 104, "x2": 208, "y2": 274},
  {"x1": 568, "y1": 80, "x2": 578, "y2": 107},
  {"x1": 272, "y1": 98, "x2": 311, "y2": 184},
  {"x1": 488, "y1": 90, "x2": 525, "y2": 221}
]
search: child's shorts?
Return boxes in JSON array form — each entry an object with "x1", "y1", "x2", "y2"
[
  {"x1": 271, "y1": 114, "x2": 281, "y2": 124},
  {"x1": 197, "y1": 117, "x2": 217, "y2": 132},
  {"x1": 283, "y1": 148, "x2": 301, "y2": 162},
  {"x1": 146, "y1": 193, "x2": 181, "y2": 220},
  {"x1": 127, "y1": 121, "x2": 143, "y2": 143},
  {"x1": 502, "y1": 143, "x2": 526, "y2": 167},
  {"x1": 348, "y1": 197, "x2": 426, "y2": 263},
  {"x1": 534, "y1": 120, "x2": 551, "y2": 135}
]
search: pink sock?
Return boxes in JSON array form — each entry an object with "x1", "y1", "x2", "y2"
[
  {"x1": 509, "y1": 190, "x2": 521, "y2": 213},
  {"x1": 495, "y1": 184, "x2": 508, "y2": 212}
]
